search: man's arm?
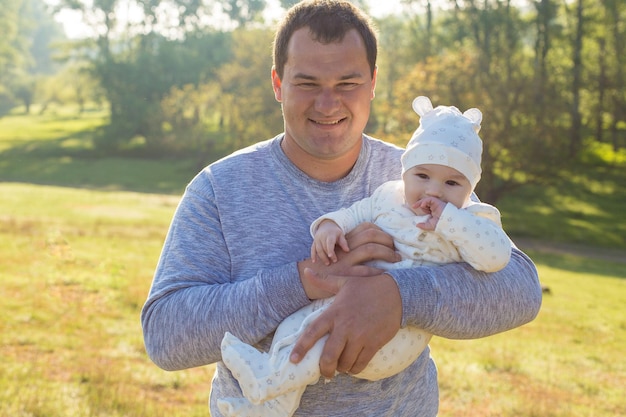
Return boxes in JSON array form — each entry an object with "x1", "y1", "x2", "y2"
[
  {"x1": 290, "y1": 241, "x2": 541, "y2": 378},
  {"x1": 141, "y1": 188, "x2": 401, "y2": 372},
  {"x1": 393, "y1": 246, "x2": 541, "y2": 338},
  {"x1": 141, "y1": 185, "x2": 314, "y2": 371}
]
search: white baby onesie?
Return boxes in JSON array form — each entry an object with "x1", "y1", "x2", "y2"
[
  {"x1": 219, "y1": 297, "x2": 431, "y2": 417},
  {"x1": 218, "y1": 180, "x2": 511, "y2": 417}
]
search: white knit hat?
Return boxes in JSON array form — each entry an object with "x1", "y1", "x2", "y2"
[{"x1": 401, "y1": 96, "x2": 483, "y2": 189}]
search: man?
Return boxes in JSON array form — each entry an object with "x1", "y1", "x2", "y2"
[{"x1": 141, "y1": 1, "x2": 542, "y2": 416}]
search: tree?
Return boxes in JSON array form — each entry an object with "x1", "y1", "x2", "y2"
[
  {"x1": 603, "y1": 0, "x2": 625, "y2": 153},
  {"x1": 379, "y1": 0, "x2": 574, "y2": 203},
  {"x1": 567, "y1": 0, "x2": 584, "y2": 157},
  {"x1": 51, "y1": 0, "x2": 270, "y2": 151},
  {"x1": 0, "y1": 0, "x2": 25, "y2": 115},
  {"x1": 215, "y1": 28, "x2": 283, "y2": 150},
  {"x1": 0, "y1": 0, "x2": 66, "y2": 115}
]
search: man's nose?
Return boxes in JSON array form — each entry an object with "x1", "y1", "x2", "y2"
[{"x1": 315, "y1": 88, "x2": 340, "y2": 114}]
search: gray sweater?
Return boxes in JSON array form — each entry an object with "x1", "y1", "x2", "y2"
[{"x1": 141, "y1": 135, "x2": 542, "y2": 416}]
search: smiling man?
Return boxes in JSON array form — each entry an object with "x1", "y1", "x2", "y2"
[
  {"x1": 274, "y1": 27, "x2": 376, "y2": 182},
  {"x1": 141, "y1": 1, "x2": 542, "y2": 416}
]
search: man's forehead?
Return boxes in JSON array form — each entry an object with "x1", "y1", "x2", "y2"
[{"x1": 284, "y1": 29, "x2": 369, "y2": 79}]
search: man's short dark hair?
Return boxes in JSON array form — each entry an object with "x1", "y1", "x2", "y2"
[{"x1": 273, "y1": 0, "x2": 378, "y2": 80}]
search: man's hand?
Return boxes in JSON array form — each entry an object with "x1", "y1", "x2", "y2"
[
  {"x1": 291, "y1": 269, "x2": 402, "y2": 378},
  {"x1": 298, "y1": 222, "x2": 400, "y2": 300},
  {"x1": 294, "y1": 222, "x2": 403, "y2": 378}
]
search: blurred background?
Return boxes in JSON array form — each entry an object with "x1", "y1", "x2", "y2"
[
  {"x1": 2, "y1": 0, "x2": 625, "y2": 205},
  {"x1": 1, "y1": 0, "x2": 624, "y2": 416}
]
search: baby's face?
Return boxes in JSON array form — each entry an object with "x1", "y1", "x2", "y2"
[{"x1": 403, "y1": 164, "x2": 473, "y2": 214}]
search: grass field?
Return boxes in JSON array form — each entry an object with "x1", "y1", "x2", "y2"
[
  {"x1": 0, "y1": 107, "x2": 196, "y2": 195},
  {"x1": 1, "y1": 108, "x2": 625, "y2": 416}
]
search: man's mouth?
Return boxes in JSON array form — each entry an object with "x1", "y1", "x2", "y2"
[{"x1": 312, "y1": 118, "x2": 346, "y2": 125}]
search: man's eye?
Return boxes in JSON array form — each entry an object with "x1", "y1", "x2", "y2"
[{"x1": 338, "y1": 82, "x2": 359, "y2": 90}]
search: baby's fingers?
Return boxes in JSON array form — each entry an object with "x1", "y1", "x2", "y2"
[
  {"x1": 337, "y1": 235, "x2": 350, "y2": 254},
  {"x1": 317, "y1": 242, "x2": 332, "y2": 265},
  {"x1": 311, "y1": 244, "x2": 318, "y2": 263},
  {"x1": 324, "y1": 239, "x2": 338, "y2": 264}
]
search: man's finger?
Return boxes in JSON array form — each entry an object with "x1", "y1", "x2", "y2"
[
  {"x1": 348, "y1": 344, "x2": 378, "y2": 375},
  {"x1": 345, "y1": 222, "x2": 394, "y2": 249},
  {"x1": 350, "y1": 242, "x2": 401, "y2": 265},
  {"x1": 318, "y1": 330, "x2": 346, "y2": 378},
  {"x1": 290, "y1": 308, "x2": 332, "y2": 365},
  {"x1": 303, "y1": 267, "x2": 343, "y2": 294}
]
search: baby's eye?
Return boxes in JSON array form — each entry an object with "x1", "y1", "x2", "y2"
[{"x1": 446, "y1": 180, "x2": 460, "y2": 186}]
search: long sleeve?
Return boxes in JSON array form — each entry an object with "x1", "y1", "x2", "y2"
[
  {"x1": 141, "y1": 137, "x2": 407, "y2": 372},
  {"x1": 388, "y1": 246, "x2": 541, "y2": 338},
  {"x1": 141, "y1": 182, "x2": 311, "y2": 371},
  {"x1": 435, "y1": 202, "x2": 512, "y2": 272},
  {"x1": 309, "y1": 181, "x2": 399, "y2": 236}
]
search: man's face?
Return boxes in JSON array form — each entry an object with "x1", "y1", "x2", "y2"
[
  {"x1": 272, "y1": 27, "x2": 376, "y2": 170},
  {"x1": 403, "y1": 164, "x2": 473, "y2": 214}
]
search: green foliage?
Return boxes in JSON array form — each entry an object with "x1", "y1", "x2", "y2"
[
  {"x1": 580, "y1": 138, "x2": 626, "y2": 166},
  {"x1": 0, "y1": 0, "x2": 65, "y2": 116},
  {"x1": 93, "y1": 31, "x2": 234, "y2": 153},
  {"x1": 215, "y1": 28, "x2": 283, "y2": 149},
  {"x1": 0, "y1": 0, "x2": 24, "y2": 117}
]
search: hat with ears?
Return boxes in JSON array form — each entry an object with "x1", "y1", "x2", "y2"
[{"x1": 401, "y1": 96, "x2": 483, "y2": 189}]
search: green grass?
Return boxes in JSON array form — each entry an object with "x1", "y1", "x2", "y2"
[
  {"x1": 434, "y1": 252, "x2": 626, "y2": 416},
  {"x1": 497, "y1": 165, "x2": 626, "y2": 250},
  {"x1": 1, "y1": 183, "x2": 624, "y2": 416},
  {"x1": 0, "y1": 106, "x2": 198, "y2": 194},
  {"x1": 1, "y1": 109, "x2": 625, "y2": 416},
  {"x1": 0, "y1": 183, "x2": 214, "y2": 416}
]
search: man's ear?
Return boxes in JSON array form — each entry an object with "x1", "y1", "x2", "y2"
[
  {"x1": 271, "y1": 67, "x2": 282, "y2": 102},
  {"x1": 370, "y1": 66, "x2": 378, "y2": 100}
]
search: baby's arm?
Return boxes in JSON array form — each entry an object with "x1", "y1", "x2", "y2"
[
  {"x1": 436, "y1": 202, "x2": 512, "y2": 272},
  {"x1": 311, "y1": 219, "x2": 350, "y2": 265}
]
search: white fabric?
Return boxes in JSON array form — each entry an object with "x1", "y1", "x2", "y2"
[
  {"x1": 311, "y1": 180, "x2": 511, "y2": 273},
  {"x1": 218, "y1": 179, "x2": 511, "y2": 417},
  {"x1": 401, "y1": 96, "x2": 483, "y2": 188}
]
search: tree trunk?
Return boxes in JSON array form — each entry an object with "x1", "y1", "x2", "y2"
[{"x1": 569, "y1": 0, "x2": 584, "y2": 157}]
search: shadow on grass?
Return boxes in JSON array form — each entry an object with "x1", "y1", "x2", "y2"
[
  {"x1": 0, "y1": 129, "x2": 199, "y2": 195},
  {"x1": 499, "y1": 168, "x2": 626, "y2": 250},
  {"x1": 523, "y1": 248, "x2": 626, "y2": 280}
]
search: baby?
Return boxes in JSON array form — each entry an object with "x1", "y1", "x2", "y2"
[{"x1": 218, "y1": 96, "x2": 512, "y2": 417}]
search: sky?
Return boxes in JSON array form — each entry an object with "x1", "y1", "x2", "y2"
[{"x1": 50, "y1": 0, "x2": 405, "y2": 39}]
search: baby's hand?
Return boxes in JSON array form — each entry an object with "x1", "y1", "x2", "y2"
[
  {"x1": 311, "y1": 220, "x2": 349, "y2": 265},
  {"x1": 413, "y1": 197, "x2": 447, "y2": 231}
]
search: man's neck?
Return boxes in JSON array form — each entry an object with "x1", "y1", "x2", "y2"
[{"x1": 280, "y1": 137, "x2": 361, "y2": 182}]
